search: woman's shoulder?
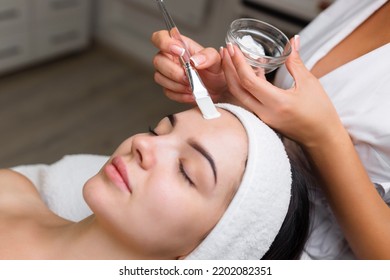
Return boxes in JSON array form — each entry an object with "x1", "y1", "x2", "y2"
[
  {"x1": 0, "y1": 168, "x2": 39, "y2": 194},
  {"x1": 0, "y1": 169, "x2": 44, "y2": 215},
  {"x1": 0, "y1": 169, "x2": 72, "y2": 259}
]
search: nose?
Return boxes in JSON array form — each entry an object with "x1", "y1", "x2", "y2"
[{"x1": 131, "y1": 134, "x2": 156, "y2": 169}]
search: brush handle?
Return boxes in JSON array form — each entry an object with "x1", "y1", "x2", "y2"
[{"x1": 155, "y1": 0, "x2": 191, "y2": 64}]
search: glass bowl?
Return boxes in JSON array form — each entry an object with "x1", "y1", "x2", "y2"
[{"x1": 226, "y1": 18, "x2": 291, "y2": 74}]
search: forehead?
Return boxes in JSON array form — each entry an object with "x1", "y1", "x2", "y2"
[
  {"x1": 175, "y1": 107, "x2": 246, "y2": 140},
  {"x1": 175, "y1": 107, "x2": 248, "y2": 183}
]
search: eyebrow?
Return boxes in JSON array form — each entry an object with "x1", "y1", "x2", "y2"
[{"x1": 167, "y1": 114, "x2": 218, "y2": 185}]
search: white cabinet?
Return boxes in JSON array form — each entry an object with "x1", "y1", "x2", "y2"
[
  {"x1": 0, "y1": 0, "x2": 32, "y2": 73},
  {"x1": 0, "y1": 0, "x2": 30, "y2": 32},
  {"x1": 0, "y1": 32, "x2": 32, "y2": 73},
  {"x1": 33, "y1": 0, "x2": 91, "y2": 60},
  {"x1": 95, "y1": 0, "x2": 241, "y2": 65},
  {"x1": 0, "y1": 0, "x2": 91, "y2": 75}
]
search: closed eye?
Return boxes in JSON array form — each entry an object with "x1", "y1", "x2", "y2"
[
  {"x1": 148, "y1": 126, "x2": 158, "y2": 136},
  {"x1": 149, "y1": 123, "x2": 195, "y2": 187},
  {"x1": 179, "y1": 160, "x2": 195, "y2": 187}
]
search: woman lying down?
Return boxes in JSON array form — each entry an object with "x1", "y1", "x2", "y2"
[{"x1": 0, "y1": 104, "x2": 310, "y2": 259}]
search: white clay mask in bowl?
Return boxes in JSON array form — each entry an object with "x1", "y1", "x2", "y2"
[
  {"x1": 226, "y1": 18, "x2": 291, "y2": 74},
  {"x1": 237, "y1": 35, "x2": 265, "y2": 59}
]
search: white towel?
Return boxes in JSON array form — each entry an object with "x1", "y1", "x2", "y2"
[
  {"x1": 12, "y1": 154, "x2": 109, "y2": 221},
  {"x1": 186, "y1": 103, "x2": 292, "y2": 259}
]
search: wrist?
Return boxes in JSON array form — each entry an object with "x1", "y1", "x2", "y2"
[{"x1": 302, "y1": 121, "x2": 350, "y2": 153}]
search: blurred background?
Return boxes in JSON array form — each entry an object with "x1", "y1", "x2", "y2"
[{"x1": 0, "y1": 0, "x2": 333, "y2": 168}]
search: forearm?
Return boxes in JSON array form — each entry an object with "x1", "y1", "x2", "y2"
[{"x1": 304, "y1": 128, "x2": 390, "y2": 259}]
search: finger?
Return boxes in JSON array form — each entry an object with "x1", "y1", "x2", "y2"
[
  {"x1": 153, "y1": 51, "x2": 189, "y2": 85},
  {"x1": 228, "y1": 44, "x2": 280, "y2": 105},
  {"x1": 190, "y1": 47, "x2": 222, "y2": 74},
  {"x1": 151, "y1": 30, "x2": 204, "y2": 57},
  {"x1": 180, "y1": 34, "x2": 204, "y2": 54},
  {"x1": 151, "y1": 30, "x2": 177, "y2": 52},
  {"x1": 284, "y1": 35, "x2": 314, "y2": 88},
  {"x1": 222, "y1": 48, "x2": 260, "y2": 108},
  {"x1": 154, "y1": 72, "x2": 192, "y2": 95},
  {"x1": 163, "y1": 89, "x2": 195, "y2": 103},
  {"x1": 222, "y1": 48, "x2": 270, "y2": 120},
  {"x1": 151, "y1": 30, "x2": 191, "y2": 58}
]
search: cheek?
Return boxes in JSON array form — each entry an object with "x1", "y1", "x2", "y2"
[
  {"x1": 141, "y1": 175, "x2": 186, "y2": 218},
  {"x1": 140, "y1": 174, "x2": 206, "y2": 229}
]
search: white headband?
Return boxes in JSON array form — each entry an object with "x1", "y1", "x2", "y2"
[{"x1": 186, "y1": 103, "x2": 292, "y2": 260}]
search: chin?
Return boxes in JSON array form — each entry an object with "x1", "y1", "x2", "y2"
[{"x1": 82, "y1": 174, "x2": 106, "y2": 210}]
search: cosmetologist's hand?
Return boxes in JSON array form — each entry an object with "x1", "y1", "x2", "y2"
[
  {"x1": 151, "y1": 30, "x2": 229, "y2": 103},
  {"x1": 221, "y1": 37, "x2": 345, "y2": 148}
]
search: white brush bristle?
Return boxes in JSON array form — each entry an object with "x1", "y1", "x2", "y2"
[{"x1": 195, "y1": 96, "x2": 221, "y2": 119}]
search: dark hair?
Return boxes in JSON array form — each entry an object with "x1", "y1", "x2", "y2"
[{"x1": 261, "y1": 161, "x2": 311, "y2": 260}]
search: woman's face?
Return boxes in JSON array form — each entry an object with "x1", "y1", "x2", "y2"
[{"x1": 83, "y1": 107, "x2": 247, "y2": 259}]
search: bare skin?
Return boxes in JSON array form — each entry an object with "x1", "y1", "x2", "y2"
[
  {"x1": 0, "y1": 108, "x2": 247, "y2": 259},
  {"x1": 0, "y1": 169, "x2": 71, "y2": 259},
  {"x1": 311, "y1": 1, "x2": 390, "y2": 78}
]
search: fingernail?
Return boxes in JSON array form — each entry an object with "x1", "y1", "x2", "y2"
[
  {"x1": 227, "y1": 42, "x2": 235, "y2": 56},
  {"x1": 170, "y1": 45, "x2": 185, "y2": 56},
  {"x1": 219, "y1": 46, "x2": 224, "y2": 59},
  {"x1": 294, "y1": 35, "x2": 300, "y2": 52},
  {"x1": 190, "y1": 54, "x2": 206, "y2": 67}
]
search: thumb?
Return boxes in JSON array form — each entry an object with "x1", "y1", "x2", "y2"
[
  {"x1": 285, "y1": 35, "x2": 312, "y2": 84},
  {"x1": 190, "y1": 47, "x2": 222, "y2": 74}
]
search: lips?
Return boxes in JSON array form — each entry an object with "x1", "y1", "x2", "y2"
[{"x1": 104, "y1": 156, "x2": 132, "y2": 193}]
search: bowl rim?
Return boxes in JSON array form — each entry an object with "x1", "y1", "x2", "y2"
[{"x1": 228, "y1": 18, "x2": 292, "y2": 60}]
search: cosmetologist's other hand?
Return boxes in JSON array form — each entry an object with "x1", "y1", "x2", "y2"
[{"x1": 221, "y1": 36, "x2": 344, "y2": 148}]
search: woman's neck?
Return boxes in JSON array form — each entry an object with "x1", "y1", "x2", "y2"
[{"x1": 50, "y1": 215, "x2": 146, "y2": 259}]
